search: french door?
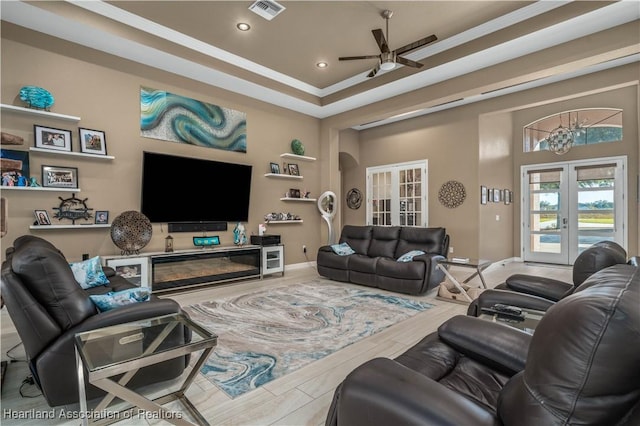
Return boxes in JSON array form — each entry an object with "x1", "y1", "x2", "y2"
[
  {"x1": 522, "y1": 157, "x2": 626, "y2": 264},
  {"x1": 366, "y1": 160, "x2": 428, "y2": 227}
]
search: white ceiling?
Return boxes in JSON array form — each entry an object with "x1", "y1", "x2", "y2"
[{"x1": 2, "y1": 1, "x2": 639, "y2": 127}]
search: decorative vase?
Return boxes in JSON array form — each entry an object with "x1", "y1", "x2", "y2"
[{"x1": 110, "y1": 211, "x2": 152, "y2": 255}]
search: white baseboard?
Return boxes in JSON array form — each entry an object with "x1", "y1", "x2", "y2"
[{"x1": 285, "y1": 261, "x2": 316, "y2": 271}]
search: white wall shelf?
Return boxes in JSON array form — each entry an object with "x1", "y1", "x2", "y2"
[
  {"x1": 267, "y1": 220, "x2": 304, "y2": 224},
  {"x1": 280, "y1": 153, "x2": 316, "y2": 162},
  {"x1": 29, "y1": 224, "x2": 110, "y2": 230},
  {"x1": 1, "y1": 103, "x2": 81, "y2": 122},
  {"x1": 280, "y1": 197, "x2": 316, "y2": 202},
  {"x1": 30, "y1": 147, "x2": 115, "y2": 160},
  {"x1": 264, "y1": 173, "x2": 303, "y2": 180},
  {"x1": 2, "y1": 186, "x2": 80, "y2": 192}
]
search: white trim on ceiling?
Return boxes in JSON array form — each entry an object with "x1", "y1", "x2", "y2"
[{"x1": 1, "y1": 1, "x2": 638, "y2": 122}]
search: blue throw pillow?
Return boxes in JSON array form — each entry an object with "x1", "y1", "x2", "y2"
[
  {"x1": 397, "y1": 250, "x2": 426, "y2": 262},
  {"x1": 330, "y1": 242, "x2": 355, "y2": 256},
  {"x1": 69, "y1": 256, "x2": 110, "y2": 289},
  {"x1": 89, "y1": 287, "x2": 151, "y2": 312}
]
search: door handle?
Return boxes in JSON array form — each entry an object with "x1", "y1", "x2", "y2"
[{"x1": 562, "y1": 217, "x2": 568, "y2": 228}]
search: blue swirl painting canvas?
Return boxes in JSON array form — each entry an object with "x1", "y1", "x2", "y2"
[{"x1": 140, "y1": 87, "x2": 247, "y2": 152}]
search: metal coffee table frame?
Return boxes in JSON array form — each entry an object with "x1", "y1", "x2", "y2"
[
  {"x1": 74, "y1": 313, "x2": 217, "y2": 426},
  {"x1": 437, "y1": 258, "x2": 492, "y2": 302}
]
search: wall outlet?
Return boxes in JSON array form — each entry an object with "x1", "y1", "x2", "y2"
[
  {"x1": 303, "y1": 245, "x2": 307, "y2": 254},
  {"x1": 449, "y1": 247, "x2": 454, "y2": 254}
]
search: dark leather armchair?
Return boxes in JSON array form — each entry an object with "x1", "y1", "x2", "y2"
[
  {"x1": 0, "y1": 235, "x2": 191, "y2": 407},
  {"x1": 326, "y1": 263, "x2": 640, "y2": 425},
  {"x1": 468, "y1": 241, "x2": 629, "y2": 316}
]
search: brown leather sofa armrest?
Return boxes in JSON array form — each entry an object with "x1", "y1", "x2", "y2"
[
  {"x1": 505, "y1": 274, "x2": 573, "y2": 301},
  {"x1": 467, "y1": 289, "x2": 555, "y2": 316},
  {"x1": 438, "y1": 315, "x2": 531, "y2": 375},
  {"x1": 327, "y1": 357, "x2": 497, "y2": 426}
]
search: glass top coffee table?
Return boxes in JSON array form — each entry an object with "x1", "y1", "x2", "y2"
[
  {"x1": 74, "y1": 313, "x2": 217, "y2": 426},
  {"x1": 479, "y1": 307, "x2": 545, "y2": 335}
]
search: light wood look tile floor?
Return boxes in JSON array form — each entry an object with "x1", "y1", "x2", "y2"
[{"x1": 0, "y1": 261, "x2": 571, "y2": 426}]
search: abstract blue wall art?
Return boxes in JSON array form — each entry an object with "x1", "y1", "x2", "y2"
[{"x1": 140, "y1": 87, "x2": 247, "y2": 153}]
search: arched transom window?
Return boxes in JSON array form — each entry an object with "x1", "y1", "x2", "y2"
[{"x1": 523, "y1": 108, "x2": 622, "y2": 153}]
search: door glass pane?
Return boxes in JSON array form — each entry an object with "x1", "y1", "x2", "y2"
[
  {"x1": 528, "y1": 169, "x2": 562, "y2": 255},
  {"x1": 371, "y1": 171, "x2": 392, "y2": 226},
  {"x1": 530, "y1": 234, "x2": 561, "y2": 254},
  {"x1": 576, "y1": 165, "x2": 616, "y2": 252}
]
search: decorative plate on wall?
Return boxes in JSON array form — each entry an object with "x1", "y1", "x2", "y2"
[
  {"x1": 346, "y1": 188, "x2": 362, "y2": 209},
  {"x1": 438, "y1": 180, "x2": 466, "y2": 208}
]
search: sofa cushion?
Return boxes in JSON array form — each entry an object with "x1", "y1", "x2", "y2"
[
  {"x1": 331, "y1": 242, "x2": 356, "y2": 256},
  {"x1": 69, "y1": 256, "x2": 110, "y2": 289},
  {"x1": 395, "y1": 227, "x2": 446, "y2": 258},
  {"x1": 89, "y1": 287, "x2": 151, "y2": 312},
  {"x1": 377, "y1": 257, "x2": 426, "y2": 280},
  {"x1": 317, "y1": 249, "x2": 351, "y2": 270},
  {"x1": 11, "y1": 243, "x2": 96, "y2": 330},
  {"x1": 349, "y1": 255, "x2": 378, "y2": 274},
  {"x1": 340, "y1": 225, "x2": 373, "y2": 255},
  {"x1": 397, "y1": 250, "x2": 426, "y2": 262},
  {"x1": 368, "y1": 226, "x2": 400, "y2": 258}
]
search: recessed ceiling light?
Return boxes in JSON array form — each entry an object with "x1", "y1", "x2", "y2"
[
  {"x1": 237, "y1": 23, "x2": 251, "y2": 31},
  {"x1": 316, "y1": 61, "x2": 328, "y2": 69}
]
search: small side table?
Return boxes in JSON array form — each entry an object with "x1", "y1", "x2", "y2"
[
  {"x1": 437, "y1": 258, "x2": 492, "y2": 302},
  {"x1": 74, "y1": 313, "x2": 217, "y2": 426}
]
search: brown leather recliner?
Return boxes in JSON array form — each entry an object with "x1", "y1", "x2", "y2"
[
  {"x1": 326, "y1": 263, "x2": 640, "y2": 425},
  {"x1": 0, "y1": 235, "x2": 191, "y2": 407}
]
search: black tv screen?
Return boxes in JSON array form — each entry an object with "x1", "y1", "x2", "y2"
[{"x1": 141, "y1": 151, "x2": 252, "y2": 223}]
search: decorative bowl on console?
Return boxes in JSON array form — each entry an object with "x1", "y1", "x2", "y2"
[{"x1": 110, "y1": 211, "x2": 152, "y2": 255}]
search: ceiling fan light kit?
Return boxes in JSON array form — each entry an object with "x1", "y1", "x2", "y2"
[{"x1": 339, "y1": 9, "x2": 437, "y2": 78}]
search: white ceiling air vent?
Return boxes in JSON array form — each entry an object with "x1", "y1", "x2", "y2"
[{"x1": 248, "y1": 0, "x2": 286, "y2": 21}]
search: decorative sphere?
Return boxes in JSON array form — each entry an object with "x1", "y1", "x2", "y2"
[
  {"x1": 110, "y1": 211, "x2": 152, "y2": 255},
  {"x1": 291, "y1": 139, "x2": 305, "y2": 156}
]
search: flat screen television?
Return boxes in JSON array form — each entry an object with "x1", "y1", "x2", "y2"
[{"x1": 141, "y1": 151, "x2": 252, "y2": 223}]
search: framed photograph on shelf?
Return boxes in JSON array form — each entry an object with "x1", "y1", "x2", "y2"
[
  {"x1": 34, "y1": 209, "x2": 51, "y2": 225},
  {"x1": 95, "y1": 210, "x2": 109, "y2": 224},
  {"x1": 288, "y1": 188, "x2": 301, "y2": 198},
  {"x1": 105, "y1": 257, "x2": 150, "y2": 288},
  {"x1": 269, "y1": 162, "x2": 280, "y2": 174},
  {"x1": 1, "y1": 149, "x2": 30, "y2": 187},
  {"x1": 34, "y1": 125, "x2": 72, "y2": 152},
  {"x1": 288, "y1": 163, "x2": 300, "y2": 176},
  {"x1": 41, "y1": 165, "x2": 78, "y2": 189},
  {"x1": 480, "y1": 185, "x2": 487, "y2": 205},
  {"x1": 79, "y1": 128, "x2": 107, "y2": 155}
]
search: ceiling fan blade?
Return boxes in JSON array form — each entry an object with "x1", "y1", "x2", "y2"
[
  {"x1": 396, "y1": 56, "x2": 424, "y2": 68},
  {"x1": 372, "y1": 29, "x2": 390, "y2": 53},
  {"x1": 394, "y1": 34, "x2": 438, "y2": 56},
  {"x1": 339, "y1": 55, "x2": 381, "y2": 61},
  {"x1": 367, "y1": 64, "x2": 380, "y2": 78}
]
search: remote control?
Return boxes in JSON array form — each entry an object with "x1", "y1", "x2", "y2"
[{"x1": 492, "y1": 304, "x2": 522, "y2": 315}]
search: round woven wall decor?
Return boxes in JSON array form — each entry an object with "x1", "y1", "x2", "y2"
[
  {"x1": 438, "y1": 180, "x2": 466, "y2": 208},
  {"x1": 346, "y1": 188, "x2": 362, "y2": 209},
  {"x1": 110, "y1": 211, "x2": 153, "y2": 255}
]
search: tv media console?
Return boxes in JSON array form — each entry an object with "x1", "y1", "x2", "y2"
[{"x1": 103, "y1": 244, "x2": 283, "y2": 293}]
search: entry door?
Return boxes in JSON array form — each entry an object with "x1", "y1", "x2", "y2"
[{"x1": 522, "y1": 157, "x2": 626, "y2": 265}]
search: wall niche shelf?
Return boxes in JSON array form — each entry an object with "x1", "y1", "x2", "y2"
[
  {"x1": 0, "y1": 103, "x2": 81, "y2": 122},
  {"x1": 30, "y1": 147, "x2": 115, "y2": 160},
  {"x1": 2, "y1": 186, "x2": 80, "y2": 192},
  {"x1": 30, "y1": 224, "x2": 110, "y2": 230},
  {"x1": 280, "y1": 153, "x2": 316, "y2": 162},
  {"x1": 264, "y1": 173, "x2": 303, "y2": 180},
  {"x1": 267, "y1": 220, "x2": 304, "y2": 224},
  {"x1": 280, "y1": 197, "x2": 317, "y2": 202}
]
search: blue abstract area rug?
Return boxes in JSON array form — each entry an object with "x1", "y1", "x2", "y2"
[{"x1": 183, "y1": 280, "x2": 432, "y2": 398}]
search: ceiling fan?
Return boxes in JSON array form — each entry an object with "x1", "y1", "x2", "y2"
[{"x1": 339, "y1": 9, "x2": 437, "y2": 78}]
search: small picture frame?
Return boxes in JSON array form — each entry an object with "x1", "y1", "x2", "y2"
[
  {"x1": 488, "y1": 188, "x2": 494, "y2": 202},
  {"x1": 289, "y1": 188, "x2": 301, "y2": 198},
  {"x1": 105, "y1": 257, "x2": 150, "y2": 288},
  {"x1": 34, "y1": 209, "x2": 51, "y2": 225},
  {"x1": 493, "y1": 188, "x2": 501, "y2": 203},
  {"x1": 270, "y1": 162, "x2": 280, "y2": 174},
  {"x1": 79, "y1": 128, "x2": 107, "y2": 155},
  {"x1": 288, "y1": 163, "x2": 300, "y2": 176},
  {"x1": 95, "y1": 210, "x2": 109, "y2": 224},
  {"x1": 504, "y1": 189, "x2": 512, "y2": 205},
  {"x1": 41, "y1": 165, "x2": 78, "y2": 189},
  {"x1": 480, "y1": 185, "x2": 487, "y2": 205},
  {"x1": 34, "y1": 125, "x2": 72, "y2": 152}
]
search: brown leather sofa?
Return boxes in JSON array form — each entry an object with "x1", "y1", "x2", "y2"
[
  {"x1": 326, "y1": 263, "x2": 640, "y2": 425},
  {"x1": 317, "y1": 225, "x2": 449, "y2": 295},
  {"x1": 0, "y1": 235, "x2": 191, "y2": 407}
]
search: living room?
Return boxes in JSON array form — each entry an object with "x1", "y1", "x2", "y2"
[{"x1": 1, "y1": 1, "x2": 639, "y2": 425}]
